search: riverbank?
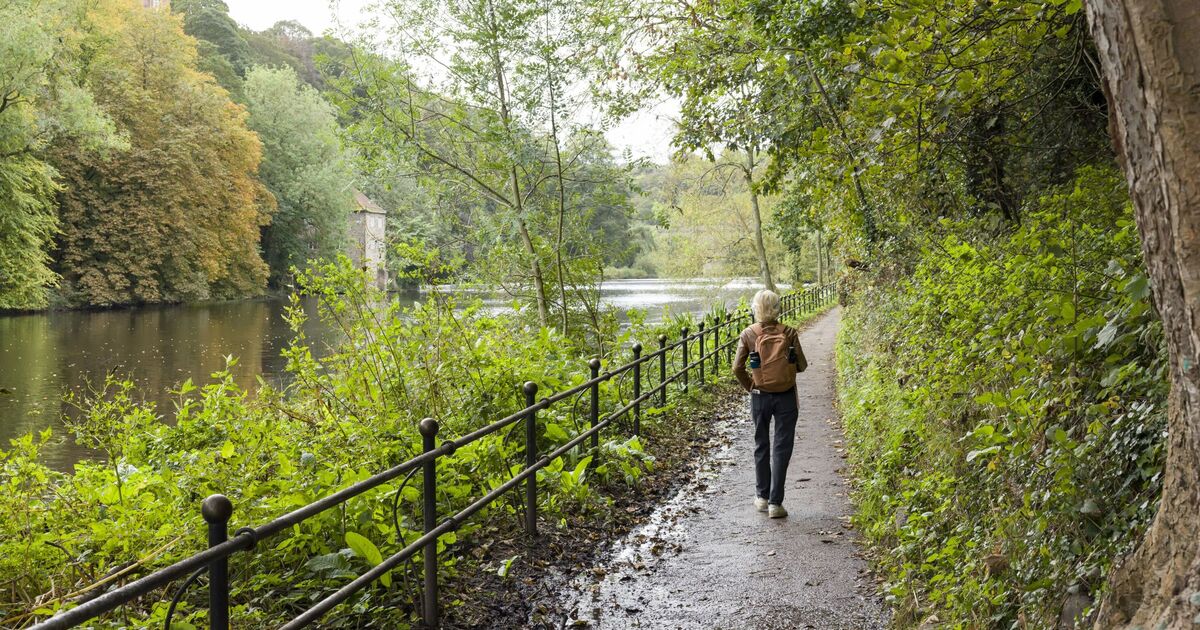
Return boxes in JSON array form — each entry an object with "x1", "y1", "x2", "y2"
[
  {"x1": 3, "y1": 263, "x2": 833, "y2": 629},
  {"x1": 0, "y1": 278, "x2": 778, "y2": 469}
]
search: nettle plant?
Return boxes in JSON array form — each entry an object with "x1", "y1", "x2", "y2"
[{"x1": 837, "y1": 167, "x2": 1168, "y2": 627}]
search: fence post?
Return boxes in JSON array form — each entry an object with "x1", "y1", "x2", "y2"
[
  {"x1": 712, "y1": 316, "x2": 720, "y2": 374},
  {"x1": 698, "y1": 322, "x2": 706, "y2": 384},
  {"x1": 200, "y1": 495, "x2": 232, "y2": 630},
  {"x1": 726, "y1": 312, "x2": 735, "y2": 364},
  {"x1": 632, "y1": 343, "x2": 642, "y2": 436},
  {"x1": 523, "y1": 382, "x2": 538, "y2": 537},
  {"x1": 589, "y1": 358, "x2": 601, "y2": 452},
  {"x1": 681, "y1": 327, "x2": 689, "y2": 393},
  {"x1": 418, "y1": 418, "x2": 440, "y2": 629},
  {"x1": 658, "y1": 334, "x2": 668, "y2": 406}
]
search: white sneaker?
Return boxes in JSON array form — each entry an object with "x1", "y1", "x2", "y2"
[
  {"x1": 754, "y1": 497, "x2": 768, "y2": 512},
  {"x1": 768, "y1": 504, "x2": 787, "y2": 519}
]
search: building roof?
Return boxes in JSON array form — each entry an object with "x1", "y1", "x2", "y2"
[{"x1": 354, "y1": 191, "x2": 387, "y2": 215}]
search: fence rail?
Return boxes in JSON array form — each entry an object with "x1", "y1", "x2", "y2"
[{"x1": 28, "y1": 284, "x2": 837, "y2": 630}]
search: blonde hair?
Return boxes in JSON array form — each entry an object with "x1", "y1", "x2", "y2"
[{"x1": 752, "y1": 289, "x2": 781, "y2": 323}]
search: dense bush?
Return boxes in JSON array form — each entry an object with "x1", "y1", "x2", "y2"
[
  {"x1": 836, "y1": 167, "x2": 1167, "y2": 628},
  {"x1": 0, "y1": 258, "x2": 818, "y2": 628}
]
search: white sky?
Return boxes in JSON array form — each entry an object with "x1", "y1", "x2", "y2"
[{"x1": 224, "y1": 0, "x2": 677, "y2": 163}]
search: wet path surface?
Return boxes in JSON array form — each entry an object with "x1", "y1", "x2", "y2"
[{"x1": 553, "y1": 308, "x2": 889, "y2": 629}]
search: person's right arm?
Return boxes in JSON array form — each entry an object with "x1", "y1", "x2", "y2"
[
  {"x1": 732, "y1": 333, "x2": 753, "y2": 391},
  {"x1": 790, "y1": 328, "x2": 808, "y2": 372}
]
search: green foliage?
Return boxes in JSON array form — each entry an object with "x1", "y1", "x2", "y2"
[
  {"x1": 639, "y1": 0, "x2": 1163, "y2": 625},
  {"x1": 243, "y1": 65, "x2": 354, "y2": 286},
  {"x1": 334, "y1": 0, "x2": 642, "y2": 334},
  {"x1": 0, "y1": 256, "x2": 737, "y2": 628},
  {"x1": 836, "y1": 167, "x2": 1166, "y2": 627},
  {"x1": 634, "y1": 154, "x2": 792, "y2": 281},
  {"x1": 173, "y1": 0, "x2": 252, "y2": 76},
  {"x1": 0, "y1": 157, "x2": 61, "y2": 310},
  {"x1": 174, "y1": 0, "x2": 332, "y2": 98},
  {"x1": 633, "y1": 0, "x2": 1108, "y2": 261},
  {"x1": 0, "y1": 0, "x2": 125, "y2": 309},
  {"x1": 51, "y1": 0, "x2": 272, "y2": 307}
]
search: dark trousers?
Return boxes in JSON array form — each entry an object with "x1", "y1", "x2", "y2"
[{"x1": 751, "y1": 389, "x2": 798, "y2": 505}]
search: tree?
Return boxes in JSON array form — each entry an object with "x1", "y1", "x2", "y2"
[
  {"x1": 52, "y1": 0, "x2": 272, "y2": 306},
  {"x1": 172, "y1": 0, "x2": 251, "y2": 74},
  {"x1": 243, "y1": 66, "x2": 354, "y2": 286},
  {"x1": 642, "y1": 13, "x2": 786, "y2": 290},
  {"x1": 260, "y1": 21, "x2": 323, "y2": 88},
  {"x1": 642, "y1": 153, "x2": 787, "y2": 280},
  {"x1": 1083, "y1": 1, "x2": 1200, "y2": 626},
  {"x1": 0, "y1": 0, "x2": 124, "y2": 309},
  {"x1": 336, "y1": 0, "x2": 631, "y2": 332}
]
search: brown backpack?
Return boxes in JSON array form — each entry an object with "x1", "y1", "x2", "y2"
[{"x1": 752, "y1": 323, "x2": 798, "y2": 391}]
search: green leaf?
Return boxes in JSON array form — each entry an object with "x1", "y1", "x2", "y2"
[
  {"x1": 220, "y1": 441, "x2": 235, "y2": 459},
  {"x1": 99, "y1": 484, "x2": 120, "y2": 505},
  {"x1": 544, "y1": 422, "x2": 569, "y2": 442},
  {"x1": 1060, "y1": 300, "x2": 1075, "y2": 322},
  {"x1": 1124, "y1": 274, "x2": 1150, "y2": 300},
  {"x1": 346, "y1": 531, "x2": 383, "y2": 566},
  {"x1": 497, "y1": 554, "x2": 519, "y2": 577},
  {"x1": 966, "y1": 445, "x2": 1000, "y2": 462},
  {"x1": 1094, "y1": 320, "x2": 1119, "y2": 349},
  {"x1": 571, "y1": 456, "x2": 593, "y2": 483},
  {"x1": 955, "y1": 71, "x2": 976, "y2": 93}
]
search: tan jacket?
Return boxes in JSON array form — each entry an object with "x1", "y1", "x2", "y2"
[{"x1": 732, "y1": 322, "x2": 806, "y2": 392}]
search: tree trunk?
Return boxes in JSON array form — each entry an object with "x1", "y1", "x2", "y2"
[
  {"x1": 744, "y1": 149, "x2": 776, "y2": 292},
  {"x1": 1084, "y1": 1, "x2": 1200, "y2": 627},
  {"x1": 816, "y1": 228, "x2": 824, "y2": 285},
  {"x1": 546, "y1": 66, "x2": 569, "y2": 334},
  {"x1": 484, "y1": 0, "x2": 549, "y2": 327}
]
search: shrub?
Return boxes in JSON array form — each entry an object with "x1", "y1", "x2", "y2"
[{"x1": 837, "y1": 167, "x2": 1167, "y2": 628}]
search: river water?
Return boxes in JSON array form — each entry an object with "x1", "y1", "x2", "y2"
[{"x1": 0, "y1": 279, "x2": 777, "y2": 467}]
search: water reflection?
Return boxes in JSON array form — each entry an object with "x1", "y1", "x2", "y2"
[{"x1": 0, "y1": 279, "x2": 781, "y2": 467}]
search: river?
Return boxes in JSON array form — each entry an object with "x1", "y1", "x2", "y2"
[{"x1": 0, "y1": 278, "x2": 778, "y2": 468}]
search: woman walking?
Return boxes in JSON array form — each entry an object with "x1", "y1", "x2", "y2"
[{"x1": 732, "y1": 290, "x2": 807, "y2": 518}]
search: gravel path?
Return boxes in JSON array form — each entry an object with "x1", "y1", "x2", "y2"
[{"x1": 555, "y1": 308, "x2": 890, "y2": 629}]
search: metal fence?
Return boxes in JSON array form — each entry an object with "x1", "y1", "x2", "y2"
[{"x1": 28, "y1": 284, "x2": 837, "y2": 630}]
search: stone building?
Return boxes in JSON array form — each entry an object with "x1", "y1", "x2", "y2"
[{"x1": 348, "y1": 192, "x2": 388, "y2": 290}]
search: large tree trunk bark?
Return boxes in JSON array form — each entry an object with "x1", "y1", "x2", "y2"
[{"x1": 1084, "y1": 1, "x2": 1200, "y2": 627}]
